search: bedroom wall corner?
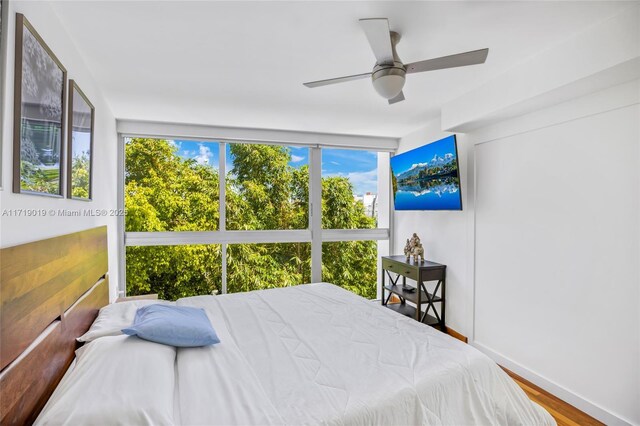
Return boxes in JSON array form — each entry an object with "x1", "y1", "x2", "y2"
[
  {"x1": 393, "y1": 116, "x2": 475, "y2": 338},
  {"x1": 0, "y1": 1, "x2": 119, "y2": 301}
]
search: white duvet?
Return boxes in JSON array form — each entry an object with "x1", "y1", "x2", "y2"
[
  {"x1": 176, "y1": 283, "x2": 554, "y2": 425},
  {"x1": 38, "y1": 283, "x2": 555, "y2": 426}
]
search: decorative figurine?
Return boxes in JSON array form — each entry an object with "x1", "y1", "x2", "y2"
[
  {"x1": 412, "y1": 242, "x2": 424, "y2": 263},
  {"x1": 407, "y1": 233, "x2": 425, "y2": 263},
  {"x1": 409, "y1": 233, "x2": 420, "y2": 249},
  {"x1": 404, "y1": 239, "x2": 412, "y2": 260}
]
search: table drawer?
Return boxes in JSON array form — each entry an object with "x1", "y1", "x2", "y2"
[
  {"x1": 420, "y1": 268, "x2": 445, "y2": 282},
  {"x1": 382, "y1": 259, "x2": 418, "y2": 281}
]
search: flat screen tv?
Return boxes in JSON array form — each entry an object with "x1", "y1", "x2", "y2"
[{"x1": 391, "y1": 135, "x2": 462, "y2": 211}]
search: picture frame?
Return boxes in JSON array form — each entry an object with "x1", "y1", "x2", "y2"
[
  {"x1": 13, "y1": 13, "x2": 66, "y2": 197},
  {"x1": 67, "y1": 80, "x2": 94, "y2": 200},
  {"x1": 0, "y1": 0, "x2": 8, "y2": 189}
]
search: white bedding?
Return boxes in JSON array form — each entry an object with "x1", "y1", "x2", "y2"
[
  {"x1": 38, "y1": 283, "x2": 555, "y2": 425},
  {"x1": 37, "y1": 335, "x2": 177, "y2": 425},
  {"x1": 176, "y1": 283, "x2": 555, "y2": 425}
]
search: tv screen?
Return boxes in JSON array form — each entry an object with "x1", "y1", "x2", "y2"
[{"x1": 391, "y1": 135, "x2": 462, "y2": 211}]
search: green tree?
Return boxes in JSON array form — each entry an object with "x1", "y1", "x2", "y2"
[
  {"x1": 125, "y1": 138, "x2": 222, "y2": 299},
  {"x1": 320, "y1": 176, "x2": 377, "y2": 299},
  {"x1": 322, "y1": 240, "x2": 377, "y2": 299},
  {"x1": 225, "y1": 144, "x2": 310, "y2": 292}
]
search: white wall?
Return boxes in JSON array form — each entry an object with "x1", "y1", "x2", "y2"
[
  {"x1": 471, "y1": 81, "x2": 639, "y2": 426},
  {"x1": 0, "y1": 1, "x2": 119, "y2": 300},
  {"x1": 394, "y1": 118, "x2": 475, "y2": 336}
]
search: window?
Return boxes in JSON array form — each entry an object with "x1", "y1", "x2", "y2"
[
  {"x1": 226, "y1": 144, "x2": 308, "y2": 230},
  {"x1": 122, "y1": 135, "x2": 389, "y2": 300},
  {"x1": 125, "y1": 138, "x2": 220, "y2": 232},
  {"x1": 322, "y1": 241, "x2": 378, "y2": 299},
  {"x1": 126, "y1": 245, "x2": 222, "y2": 300},
  {"x1": 227, "y1": 243, "x2": 311, "y2": 293},
  {"x1": 322, "y1": 148, "x2": 378, "y2": 228}
]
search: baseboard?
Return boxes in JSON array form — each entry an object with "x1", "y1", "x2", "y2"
[
  {"x1": 471, "y1": 341, "x2": 633, "y2": 426},
  {"x1": 445, "y1": 326, "x2": 468, "y2": 343}
]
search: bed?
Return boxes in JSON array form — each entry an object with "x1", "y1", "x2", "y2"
[
  {"x1": 0, "y1": 226, "x2": 109, "y2": 425},
  {"x1": 1, "y1": 227, "x2": 555, "y2": 425}
]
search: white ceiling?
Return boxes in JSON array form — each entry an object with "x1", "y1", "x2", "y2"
[{"x1": 51, "y1": 1, "x2": 630, "y2": 137}]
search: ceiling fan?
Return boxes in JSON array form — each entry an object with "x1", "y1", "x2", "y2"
[{"x1": 303, "y1": 18, "x2": 489, "y2": 104}]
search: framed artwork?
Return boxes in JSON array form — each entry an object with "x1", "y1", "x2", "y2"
[
  {"x1": 67, "y1": 80, "x2": 94, "y2": 200},
  {"x1": 0, "y1": 0, "x2": 6, "y2": 189},
  {"x1": 13, "y1": 13, "x2": 66, "y2": 196}
]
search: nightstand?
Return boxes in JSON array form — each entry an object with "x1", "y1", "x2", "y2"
[{"x1": 381, "y1": 256, "x2": 446, "y2": 329}]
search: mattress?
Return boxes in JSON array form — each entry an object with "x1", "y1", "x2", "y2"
[{"x1": 38, "y1": 283, "x2": 555, "y2": 425}]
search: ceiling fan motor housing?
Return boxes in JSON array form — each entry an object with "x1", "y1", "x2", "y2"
[{"x1": 371, "y1": 62, "x2": 406, "y2": 99}]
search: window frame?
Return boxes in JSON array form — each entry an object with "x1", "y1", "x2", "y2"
[{"x1": 118, "y1": 131, "x2": 394, "y2": 298}]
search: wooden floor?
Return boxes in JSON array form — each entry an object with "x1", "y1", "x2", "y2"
[{"x1": 503, "y1": 368, "x2": 603, "y2": 426}]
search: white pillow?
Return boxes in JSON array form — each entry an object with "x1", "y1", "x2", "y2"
[
  {"x1": 36, "y1": 335, "x2": 177, "y2": 425},
  {"x1": 77, "y1": 299, "x2": 173, "y2": 342}
]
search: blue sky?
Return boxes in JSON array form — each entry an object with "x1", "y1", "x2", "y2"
[
  {"x1": 322, "y1": 148, "x2": 377, "y2": 196},
  {"x1": 172, "y1": 140, "x2": 378, "y2": 196},
  {"x1": 173, "y1": 140, "x2": 220, "y2": 167},
  {"x1": 390, "y1": 135, "x2": 457, "y2": 176}
]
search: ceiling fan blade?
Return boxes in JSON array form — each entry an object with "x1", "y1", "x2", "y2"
[
  {"x1": 359, "y1": 18, "x2": 395, "y2": 65},
  {"x1": 405, "y1": 48, "x2": 489, "y2": 74},
  {"x1": 303, "y1": 72, "x2": 371, "y2": 88},
  {"x1": 388, "y1": 91, "x2": 405, "y2": 104}
]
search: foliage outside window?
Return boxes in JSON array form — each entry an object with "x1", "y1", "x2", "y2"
[
  {"x1": 322, "y1": 241, "x2": 377, "y2": 299},
  {"x1": 226, "y1": 144, "x2": 309, "y2": 230},
  {"x1": 126, "y1": 245, "x2": 221, "y2": 300},
  {"x1": 125, "y1": 138, "x2": 220, "y2": 232},
  {"x1": 227, "y1": 243, "x2": 311, "y2": 293}
]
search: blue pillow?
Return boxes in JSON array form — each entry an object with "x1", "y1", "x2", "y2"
[{"x1": 122, "y1": 304, "x2": 220, "y2": 347}]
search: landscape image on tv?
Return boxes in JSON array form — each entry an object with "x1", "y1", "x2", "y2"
[{"x1": 391, "y1": 135, "x2": 462, "y2": 210}]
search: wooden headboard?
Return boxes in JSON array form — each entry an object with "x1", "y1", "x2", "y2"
[{"x1": 0, "y1": 226, "x2": 110, "y2": 425}]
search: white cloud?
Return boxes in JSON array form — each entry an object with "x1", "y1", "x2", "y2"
[
  {"x1": 291, "y1": 154, "x2": 304, "y2": 163},
  {"x1": 331, "y1": 161, "x2": 340, "y2": 165},
  {"x1": 347, "y1": 168, "x2": 378, "y2": 195},
  {"x1": 195, "y1": 144, "x2": 213, "y2": 165},
  {"x1": 324, "y1": 168, "x2": 378, "y2": 196}
]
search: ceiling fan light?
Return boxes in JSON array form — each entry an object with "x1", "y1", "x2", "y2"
[{"x1": 371, "y1": 69, "x2": 406, "y2": 99}]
